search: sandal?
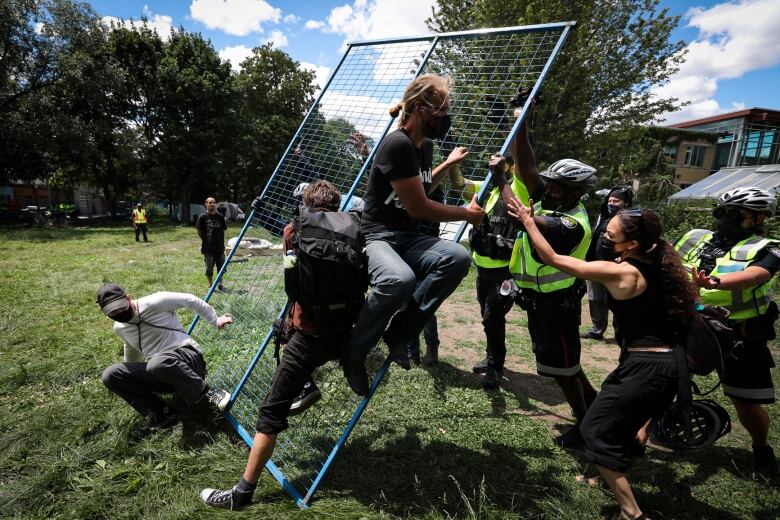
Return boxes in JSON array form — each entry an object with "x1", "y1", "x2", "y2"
[{"x1": 575, "y1": 463, "x2": 603, "y2": 488}]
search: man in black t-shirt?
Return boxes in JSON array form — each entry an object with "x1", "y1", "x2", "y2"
[{"x1": 197, "y1": 197, "x2": 228, "y2": 291}]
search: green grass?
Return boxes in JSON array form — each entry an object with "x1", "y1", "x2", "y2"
[{"x1": 1, "y1": 223, "x2": 779, "y2": 519}]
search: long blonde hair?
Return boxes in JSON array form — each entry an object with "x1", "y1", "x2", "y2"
[{"x1": 388, "y1": 74, "x2": 451, "y2": 124}]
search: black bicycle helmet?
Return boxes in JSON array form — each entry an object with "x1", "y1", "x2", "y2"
[{"x1": 649, "y1": 399, "x2": 731, "y2": 450}]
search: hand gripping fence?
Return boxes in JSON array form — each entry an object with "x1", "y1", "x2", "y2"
[{"x1": 187, "y1": 22, "x2": 574, "y2": 508}]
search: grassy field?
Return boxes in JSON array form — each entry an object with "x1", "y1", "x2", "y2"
[{"x1": 0, "y1": 222, "x2": 779, "y2": 519}]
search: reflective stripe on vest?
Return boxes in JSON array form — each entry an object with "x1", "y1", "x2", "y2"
[
  {"x1": 509, "y1": 203, "x2": 591, "y2": 293},
  {"x1": 133, "y1": 209, "x2": 147, "y2": 224},
  {"x1": 674, "y1": 229, "x2": 776, "y2": 320},
  {"x1": 471, "y1": 175, "x2": 530, "y2": 269}
]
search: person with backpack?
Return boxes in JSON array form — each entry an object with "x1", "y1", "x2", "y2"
[
  {"x1": 342, "y1": 74, "x2": 485, "y2": 396},
  {"x1": 675, "y1": 187, "x2": 779, "y2": 475},
  {"x1": 200, "y1": 180, "x2": 366, "y2": 510},
  {"x1": 582, "y1": 186, "x2": 633, "y2": 340},
  {"x1": 509, "y1": 203, "x2": 697, "y2": 520}
]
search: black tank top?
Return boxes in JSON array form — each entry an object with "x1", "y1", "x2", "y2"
[{"x1": 608, "y1": 257, "x2": 676, "y2": 347}]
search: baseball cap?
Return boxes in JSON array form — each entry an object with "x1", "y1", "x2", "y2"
[{"x1": 96, "y1": 283, "x2": 129, "y2": 316}]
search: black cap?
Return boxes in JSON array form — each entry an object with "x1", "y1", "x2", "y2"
[{"x1": 96, "y1": 283, "x2": 129, "y2": 316}]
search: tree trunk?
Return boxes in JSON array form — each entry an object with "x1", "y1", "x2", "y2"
[{"x1": 179, "y1": 177, "x2": 193, "y2": 224}]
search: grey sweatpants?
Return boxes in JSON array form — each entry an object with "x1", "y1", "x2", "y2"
[{"x1": 101, "y1": 343, "x2": 208, "y2": 416}]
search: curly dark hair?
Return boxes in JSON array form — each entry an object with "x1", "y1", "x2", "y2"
[{"x1": 617, "y1": 208, "x2": 697, "y2": 323}]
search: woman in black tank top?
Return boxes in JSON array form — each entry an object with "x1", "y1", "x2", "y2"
[{"x1": 510, "y1": 204, "x2": 697, "y2": 520}]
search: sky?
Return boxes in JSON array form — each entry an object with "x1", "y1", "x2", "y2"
[{"x1": 90, "y1": 0, "x2": 780, "y2": 125}]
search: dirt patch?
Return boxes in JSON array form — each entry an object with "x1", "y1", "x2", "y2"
[{"x1": 432, "y1": 295, "x2": 622, "y2": 433}]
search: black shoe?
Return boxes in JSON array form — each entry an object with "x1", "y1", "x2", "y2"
[
  {"x1": 423, "y1": 342, "x2": 439, "y2": 367},
  {"x1": 343, "y1": 356, "x2": 369, "y2": 396},
  {"x1": 204, "y1": 388, "x2": 231, "y2": 412},
  {"x1": 383, "y1": 332, "x2": 411, "y2": 370},
  {"x1": 580, "y1": 331, "x2": 603, "y2": 340},
  {"x1": 555, "y1": 425, "x2": 584, "y2": 449},
  {"x1": 408, "y1": 345, "x2": 421, "y2": 365},
  {"x1": 289, "y1": 381, "x2": 321, "y2": 416},
  {"x1": 472, "y1": 356, "x2": 489, "y2": 374},
  {"x1": 753, "y1": 445, "x2": 778, "y2": 476},
  {"x1": 481, "y1": 367, "x2": 503, "y2": 390},
  {"x1": 140, "y1": 406, "x2": 179, "y2": 431},
  {"x1": 200, "y1": 485, "x2": 253, "y2": 510}
]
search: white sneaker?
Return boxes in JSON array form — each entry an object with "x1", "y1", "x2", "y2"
[{"x1": 206, "y1": 388, "x2": 231, "y2": 412}]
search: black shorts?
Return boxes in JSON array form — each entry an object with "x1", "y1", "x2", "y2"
[
  {"x1": 722, "y1": 338, "x2": 776, "y2": 404},
  {"x1": 256, "y1": 330, "x2": 347, "y2": 434},
  {"x1": 525, "y1": 295, "x2": 582, "y2": 377},
  {"x1": 204, "y1": 251, "x2": 226, "y2": 277},
  {"x1": 581, "y1": 351, "x2": 678, "y2": 473}
]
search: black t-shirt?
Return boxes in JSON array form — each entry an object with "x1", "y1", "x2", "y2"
[
  {"x1": 197, "y1": 212, "x2": 227, "y2": 254},
  {"x1": 417, "y1": 185, "x2": 444, "y2": 236},
  {"x1": 361, "y1": 130, "x2": 433, "y2": 234}
]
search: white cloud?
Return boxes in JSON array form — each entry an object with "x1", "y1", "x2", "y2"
[
  {"x1": 190, "y1": 0, "x2": 281, "y2": 36},
  {"x1": 299, "y1": 61, "x2": 332, "y2": 91},
  {"x1": 102, "y1": 8, "x2": 174, "y2": 41},
  {"x1": 323, "y1": 0, "x2": 434, "y2": 43},
  {"x1": 266, "y1": 29, "x2": 288, "y2": 48},
  {"x1": 304, "y1": 20, "x2": 325, "y2": 30},
  {"x1": 283, "y1": 14, "x2": 299, "y2": 24},
  {"x1": 219, "y1": 45, "x2": 254, "y2": 71},
  {"x1": 318, "y1": 91, "x2": 390, "y2": 139},
  {"x1": 657, "y1": 0, "x2": 780, "y2": 124}
]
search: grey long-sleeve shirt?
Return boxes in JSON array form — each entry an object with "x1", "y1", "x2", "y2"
[{"x1": 113, "y1": 292, "x2": 219, "y2": 362}]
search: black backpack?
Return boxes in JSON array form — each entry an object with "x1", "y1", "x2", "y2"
[
  {"x1": 684, "y1": 305, "x2": 734, "y2": 377},
  {"x1": 284, "y1": 206, "x2": 368, "y2": 323},
  {"x1": 469, "y1": 195, "x2": 519, "y2": 260}
]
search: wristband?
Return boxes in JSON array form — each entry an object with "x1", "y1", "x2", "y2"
[{"x1": 709, "y1": 276, "x2": 721, "y2": 288}]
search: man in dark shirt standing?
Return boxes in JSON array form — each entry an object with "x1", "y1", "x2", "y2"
[{"x1": 197, "y1": 197, "x2": 227, "y2": 291}]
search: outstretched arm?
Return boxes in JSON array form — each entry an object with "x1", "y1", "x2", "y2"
[
  {"x1": 511, "y1": 113, "x2": 541, "y2": 197},
  {"x1": 430, "y1": 146, "x2": 468, "y2": 191},
  {"x1": 508, "y1": 200, "x2": 624, "y2": 285},
  {"x1": 692, "y1": 265, "x2": 772, "y2": 291},
  {"x1": 390, "y1": 176, "x2": 484, "y2": 226}
]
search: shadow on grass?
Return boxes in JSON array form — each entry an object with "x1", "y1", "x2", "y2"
[{"x1": 326, "y1": 425, "x2": 566, "y2": 517}]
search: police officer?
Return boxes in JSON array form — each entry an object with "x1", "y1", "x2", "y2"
[
  {"x1": 505, "y1": 138, "x2": 598, "y2": 448},
  {"x1": 133, "y1": 202, "x2": 149, "y2": 242},
  {"x1": 675, "y1": 187, "x2": 779, "y2": 475}
]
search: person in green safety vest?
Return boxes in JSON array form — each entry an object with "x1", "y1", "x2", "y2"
[
  {"x1": 675, "y1": 187, "x2": 780, "y2": 475},
  {"x1": 501, "y1": 147, "x2": 599, "y2": 449},
  {"x1": 133, "y1": 202, "x2": 149, "y2": 242},
  {"x1": 449, "y1": 114, "x2": 531, "y2": 390}
]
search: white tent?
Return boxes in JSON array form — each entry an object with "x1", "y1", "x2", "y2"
[{"x1": 669, "y1": 164, "x2": 780, "y2": 203}]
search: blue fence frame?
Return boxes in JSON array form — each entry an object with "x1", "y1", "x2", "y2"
[{"x1": 191, "y1": 21, "x2": 575, "y2": 509}]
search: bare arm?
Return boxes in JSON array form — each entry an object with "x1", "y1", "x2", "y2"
[
  {"x1": 430, "y1": 146, "x2": 469, "y2": 191},
  {"x1": 692, "y1": 265, "x2": 772, "y2": 291},
  {"x1": 512, "y1": 115, "x2": 541, "y2": 197},
  {"x1": 390, "y1": 176, "x2": 484, "y2": 226}
]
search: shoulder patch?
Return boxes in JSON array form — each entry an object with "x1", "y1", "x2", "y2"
[
  {"x1": 767, "y1": 247, "x2": 780, "y2": 260},
  {"x1": 560, "y1": 216, "x2": 577, "y2": 229}
]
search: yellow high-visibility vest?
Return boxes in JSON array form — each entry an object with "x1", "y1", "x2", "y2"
[
  {"x1": 509, "y1": 203, "x2": 591, "y2": 293},
  {"x1": 674, "y1": 229, "x2": 776, "y2": 321},
  {"x1": 133, "y1": 208, "x2": 147, "y2": 224}
]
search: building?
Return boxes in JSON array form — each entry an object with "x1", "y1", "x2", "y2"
[{"x1": 667, "y1": 107, "x2": 780, "y2": 187}]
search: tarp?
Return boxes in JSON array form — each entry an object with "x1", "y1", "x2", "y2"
[{"x1": 669, "y1": 164, "x2": 780, "y2": 202}]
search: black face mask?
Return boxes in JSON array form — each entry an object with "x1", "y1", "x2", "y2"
[
  {"x1": 541, "y1": 191, "x2": 564, "y2": 211},
  {"x1": 714, "y1": 213, "x2": 749, "y2": 238},
  {"x1": 111, "y1": 308, "x2": 134, "y2": 323},
  {"x1": 599, "y1": 235, "x2": 631, "y2": 262},
  {"x1": 607, "y1": 204, "x2": 622, "y2": 216},
  {"x1": 424, "y1": 113, "x2": 452, "y2": 140}
]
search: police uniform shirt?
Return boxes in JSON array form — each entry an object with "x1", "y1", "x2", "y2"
[{"x1": 697, "y1": 235, "x2": 780, "y2": 277}]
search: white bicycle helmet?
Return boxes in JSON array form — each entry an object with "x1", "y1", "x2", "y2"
[
  {"x1": 540, "y1": 159, "x2": 597, "y2": 189},
  {"x1": 718, "y1": 187, "x2": 776, "y2": 217},
  {"x1": 293, "y1": 182, "x2": 310, "y2": 198}
]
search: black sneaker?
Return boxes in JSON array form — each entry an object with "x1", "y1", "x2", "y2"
[
  {"x1": 200, "y1": 485, "x2": 253, "y2": 510},
  {"x1": 408, "y1": 345, "x2": 421, "y2": 365},
  {"x1": 205, "y1": 388, "x2": 231, "y2": 412},
  {"x1": 383, "y1": 334, "x2": 411, "y2": 370},
  {"x1": 481, "y1": 368, "x2": 503, "y2": 390},
  {"x1": 343, "y1": 356, "x2": 369, "y2": 396},
  {"x1": 753, "y1": 445, "x2": 778, "y2": 476},
  {"x1": 139, "y1": 406, "x2": 179, "y2": 432},
  {"x1": 289, "y1": 381, "x2": 321, "y2": 416},
  {"x1": 555, "y1": 425, "x2": 584, "y2": 449},
  {"x1": 472, "y1": 356, "x2": 489, "y2": 374}
]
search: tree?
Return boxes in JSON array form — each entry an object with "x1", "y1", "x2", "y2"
[
  {"x1": 428, "y1": 0, "x2": 686, "y2": 184},
  {"x1": 147, "y1": 29, "x2": 233, "y2": 223},
  {"x1": 231, "y1": 43, "x2": 316, "y2": 199}
]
